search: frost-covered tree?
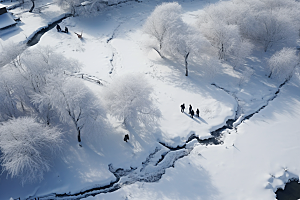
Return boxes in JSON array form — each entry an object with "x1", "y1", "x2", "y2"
[
  {"x1": 103, "y1": 74, "x2": 161, "y2": 128},
  {"x1": 241, "y1": 10, "x2": 297, "y2": 52},
  {"x1": 197, "y1": 0, "x2": 300, "y2": 53},
  {"x1": 163, "y1": 22, "x2": 210, "y2": 76},
  {"x1": 33, "y1": 77, "x2": 103, "y2": 143},
  {"x1": 143, "y1": 2, "x2": 182, "y2": 58},
  {"x1": 55, "y1": 0, "x2": 138, "y2": 16},
  {"x1": 267, "y1": 48, "x2": 299, "y2": 81},
  {"x1": 197, "y1": 6, "x2": 253, "y2": 67},
  {"x1": 0, "y1": 117, "x2": 63, "y2": 184},
  {"x1": 0, "y1": 45, "x2": 80, "y2": 124},
  {"x1": 0, "y1": 67, "x2": 28, "y2": 121},
  {"x1": 0, "y1": 44, "x2": 99, "y2": 145},
  {"x1": 0, "y1": 42, "x2": 26, "y2": 68},
  {"x1": 20, "y1": 46, "x2": 80, "y2": 93},
  {"x1": 55, "y1": 0, "x2": 81, "y2": 15}
]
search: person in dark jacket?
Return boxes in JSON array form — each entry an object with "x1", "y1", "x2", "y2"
[
  {"x1": 189, "y1": 104, "x2": 192, "y2": 114},
  {"x1": 180, "y1": 103, "x2": 185, "y2": 112},
  {"x1": 124, "y1": 134, "x2": 129, "y2": 142},
  {"x1": 196, "y1": 108, "x2": 200, "y2": 117},
  {"x1": 56, "y1": 24, "x2": 61, "y2": 32},
  {"x1": 64, "y1": 26, "x2": 68, "y2": 33},
  {"x1": 190, "y1": 109, "x2": 194, "y2": 118}
]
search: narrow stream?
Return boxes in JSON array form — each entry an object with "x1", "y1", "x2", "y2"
[{"x1": 26, "y1": 14, "x2": 72, "y2": 46}]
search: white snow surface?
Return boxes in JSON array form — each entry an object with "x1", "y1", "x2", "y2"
[{"x1": 0, "y1": 0, "x2": 300, "y2": 199}]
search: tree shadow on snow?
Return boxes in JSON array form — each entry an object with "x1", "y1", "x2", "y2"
[
  {"x1": 125, "y1": 122, "x2": 163, "y2": 151},
  {"x1": 150, "y1": 55, "x2": 236, "y2": 105}
]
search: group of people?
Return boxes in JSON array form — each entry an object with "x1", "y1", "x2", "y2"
[
  {"x1": 180, "y1": 103, "x2": 199, "y2": 118},
  {"x1": 56, "y1": 24, "x2": 68, "y2": 33}
]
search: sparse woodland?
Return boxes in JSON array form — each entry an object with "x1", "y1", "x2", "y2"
[
  {"x1": 0, "y1": 0, "x2": 300, "y2": 186},
  {"x1": 143, "y1": 0, "x2": 300, "y2": 77}
]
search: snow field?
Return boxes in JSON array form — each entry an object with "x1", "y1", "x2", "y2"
[{"x1": 0, "y1": 0, "x2": 300, "y2": 199}]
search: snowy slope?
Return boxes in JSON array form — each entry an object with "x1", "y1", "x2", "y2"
[
  {"x1": 0, "y1": 0, "x2": 299, "y2": 199},
  {"x1": 94, "y1": 75, "x2": 300, "y2": 200}
]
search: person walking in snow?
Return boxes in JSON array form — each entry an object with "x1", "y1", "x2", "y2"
[
  {"x1": 64, "y1": 26, "x2": 68, "y2": 33},
  {"x1": 190, "y1": 109, "x2": 194, "y2": 118},
  {"x1": 196, "y1": 108, "x2": 200, "y2": 117},
  {"x1": 189, "y1": 104, "x2": 192, "y2": 114},
  {"x1": 124, "y1": 134, "x2": 129, "y2": 142},
  {"x1": 180, "y1": 103, "x2": 185, "y2": 112},
  {"x1": 56, "y1": 24, "x2": 61, "y2": 32}
]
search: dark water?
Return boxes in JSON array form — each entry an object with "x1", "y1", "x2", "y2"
[
  {"x1": 276, "y1": 180, "x2": 300, "y2": 200},
  {"x1": 26, "y1": 14, "x2": 72, "y2": 46}
]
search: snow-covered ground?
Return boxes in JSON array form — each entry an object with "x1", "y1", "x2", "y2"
[{"x1": 0, "y1": 0, "x2": 300, "y2": 199}]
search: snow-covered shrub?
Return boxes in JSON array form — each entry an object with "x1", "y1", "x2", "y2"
[
  {"x1": 103, "y1": 74, "x2": 161, "y2": 128},
  {"x1": 0, "y1": 117, "x2": 63, "y2": 184},
  {"x1": 267, "y1": 48, "x2": 299, "y2": 81},
  {"x1": 143, "y1": 2, "x2": 182, "y2": 57}
]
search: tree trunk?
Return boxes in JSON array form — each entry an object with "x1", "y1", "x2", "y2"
[
  {"x1": 29, "y1": 0, "x2": 35, "y2": 12},
  {"x1": 77, "y1": 129, "x2": 81, "y2": 143},
  {"x1": 268, "y1": 71, "x2": 272, "y2": 78},
  {"x1": 153, "y1": 47, "x2": 164, "y2": 58},
  {"x1": 185, "y1": 52, "x2": 190, "y2": 76}
]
